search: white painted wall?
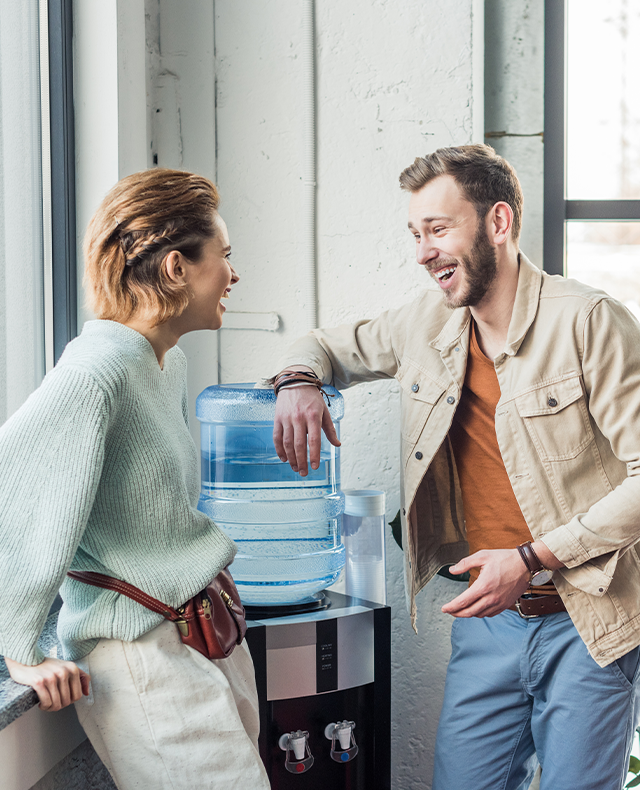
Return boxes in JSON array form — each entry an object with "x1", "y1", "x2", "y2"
[{"x1": 213, "y1": 2, "x2": 480, "y2": 786}]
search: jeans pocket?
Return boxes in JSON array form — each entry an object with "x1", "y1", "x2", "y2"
[{"x1": 615, "y1": 645, "x2": 640, "y2": 685}]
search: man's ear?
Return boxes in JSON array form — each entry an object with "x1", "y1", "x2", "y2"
[
  {"x1": 489, "y1": 201, "x2": 513, "y2": 246},
  {"x1": 164, "y1": 250, "x2": 187, "y2": 284}
]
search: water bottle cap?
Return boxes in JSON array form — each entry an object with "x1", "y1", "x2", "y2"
[{"x1": 343, "y1": 490, "x2": 385, "y2": 516}]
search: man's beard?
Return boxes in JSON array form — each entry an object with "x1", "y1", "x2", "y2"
[{"x1": 437, "y1": 223, "x2": 498, "y2": 310}]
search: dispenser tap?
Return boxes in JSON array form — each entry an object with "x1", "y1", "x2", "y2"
[
  {"x1": 324, "y1": 720, "x2": 358, "y2": 762},
  {"x1": 278, "y1": 730, "x2": 314, "y2": 773}
]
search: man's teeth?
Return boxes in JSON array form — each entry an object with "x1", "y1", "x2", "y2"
[{"x1": 435, "y1": 266, "x2": 456, "y2": 281}]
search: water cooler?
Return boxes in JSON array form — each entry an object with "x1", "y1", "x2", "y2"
[{"x1": 196, "y1": 385, "x2": 391, "y2": 789}]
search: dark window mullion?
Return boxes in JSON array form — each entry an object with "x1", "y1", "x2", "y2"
[
  {"x1": 543, "y1": 0, "x2": 567, "y2": 276},
  {"x1": 566, "y1": 200, "x2": 640, "y2": 221},
  {"x1": 48, "y1": 0, "x2": 76, "y2": 363}
]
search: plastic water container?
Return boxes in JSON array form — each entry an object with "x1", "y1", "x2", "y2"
[
  {"x1": 196, "y1": 383, "x2": 345, "y2": 606},
  {"x1": 340, "y1": 490, "x2": 387, "y2": 605}
]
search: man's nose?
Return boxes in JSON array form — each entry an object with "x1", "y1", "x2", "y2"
[{"x1": 416, "y1": 237, "x2": 438, "y2": 267}]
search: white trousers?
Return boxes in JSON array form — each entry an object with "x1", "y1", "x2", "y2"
[{"x1": 74, "y1": 620, "x2": 271, "y2": 790}]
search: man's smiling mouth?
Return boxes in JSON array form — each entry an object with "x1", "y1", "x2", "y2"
[{"x1": 434, "y1": 264, "x2": 458, "y2": 282}]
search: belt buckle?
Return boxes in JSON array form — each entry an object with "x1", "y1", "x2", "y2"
[{"x1": 515, "y1": 600, "x2": 541, "y2": 619}]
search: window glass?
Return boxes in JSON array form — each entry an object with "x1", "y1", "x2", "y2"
[
  {"x1": 0, "y1": 2, "x2": 45, "y2": 424},
  {"x1": 566, "y1": 222, "x2": 640, "y2": 320},
  {"x1": 567, "y1": 0, "x2": 640, "y2": 200}
]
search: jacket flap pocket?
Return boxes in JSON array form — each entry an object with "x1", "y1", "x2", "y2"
[
  {"x1": 516, "y1": 376, "x2": 584, "y2": 418},
  {"x1": 398, "y1": 365, "x2": 446, "y2": 404}
]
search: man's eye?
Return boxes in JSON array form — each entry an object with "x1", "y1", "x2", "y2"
[{"x1": 434, "y1": 227, "x2": 445, "y2": 234}]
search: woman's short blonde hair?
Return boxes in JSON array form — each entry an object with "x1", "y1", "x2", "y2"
[{"x1": 84, "y1": 168, "x2": 220, "y2": 324}]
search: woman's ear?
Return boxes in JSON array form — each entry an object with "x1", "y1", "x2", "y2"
[{"x1": 164, "y1": 250, "x2": 187, "y2": 285}]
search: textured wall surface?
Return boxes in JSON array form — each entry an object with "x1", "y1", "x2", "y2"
[
  {"x1": 485, "y1": 0, "x2": 544, "y2": 267},
  {"x1": 214, "y1": 2, "x2": 480, "y2": 786}
]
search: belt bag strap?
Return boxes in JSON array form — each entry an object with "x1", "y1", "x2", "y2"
[
  {"x1": 67, "y1": 570, "x2": 183, "y2": 621},
  {"x1": 67, "y1": 567, "x2": 247, "y2": 660}
]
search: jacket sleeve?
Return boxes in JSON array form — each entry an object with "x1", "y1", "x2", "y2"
[
  {"x1": 0, "y1": 366, "x2": 108, "y2": 665},
  {"x1": 542, "y1": 297, "x2": 640, "y2": 591},
  {"x1": 270, "y1": 305, "x2": 411, "y2": 388}
]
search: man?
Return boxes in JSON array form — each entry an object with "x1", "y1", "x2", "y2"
[{"x1": 270, "y1": 144, "x2": 640, "y2": 789}]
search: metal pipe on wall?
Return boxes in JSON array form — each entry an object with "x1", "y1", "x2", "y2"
[{"x1": 301, "y1": 0, "x2": 318, "y2": 331}]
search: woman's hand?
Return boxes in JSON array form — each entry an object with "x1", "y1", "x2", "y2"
[
  {"x1": 273, "y1": 384, "x2": 341, "y2": 476},
  {"x1": 5, "y1": 656, "x2": 91, "y2": 711}
]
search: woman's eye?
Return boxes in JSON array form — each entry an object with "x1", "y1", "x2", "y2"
[{"x1": 225, "y1": 253, "x2": 232, "y2": 260}]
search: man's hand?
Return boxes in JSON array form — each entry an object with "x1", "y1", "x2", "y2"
[
  {"x1": 273, "y1": 383, "x2": 341, "y2": 476},
  {"x1": 441, "y1": 548, "x2": 531, "y2": 618},
  {"x1": 441, "y1": 541, "x2": 564, "y2": 618},
  {"x1": 5, "y1": 656, "x2": 91, "y2": 711}
]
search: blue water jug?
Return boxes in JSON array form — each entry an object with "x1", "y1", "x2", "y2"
[{"x1": 196, "y1": 383, "x2": 345, "y2": 606}]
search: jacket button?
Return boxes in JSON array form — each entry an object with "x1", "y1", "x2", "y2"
[
  {"x1": 415, "y1": 451, "x2": 423, "y2": 460},
  {"x1": 447, "y1": 396, "x2": 455, "y2": 405},
  {"x1": 599, "y1": 587, "x2": 604, "y2": 593},
  {"x1": 412, "y1": 383, "x2": 419, "y2": 392},
  {"x1": 548, "y1": 397, "x2": 558, "y2": 407}
]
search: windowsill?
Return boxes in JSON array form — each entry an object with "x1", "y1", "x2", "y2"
[{"x1": 0, "y1": 611, "x2": 60, "y2": 732}]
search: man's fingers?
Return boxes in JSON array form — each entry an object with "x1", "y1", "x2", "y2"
[
  {"x1": 321, "y1": 405, "x2": 341, "y2": 448},
  {"x1": 448, "y1": 552, "x2": 485, "y2": 575},
  {"x1": 273, "y1": 419, "x2": 286, "y2": 462},
  {"x1": 308, "y1": 420, "x2": 322, "y2": 471},
  {"x1": 293, "y1": 432, "x2": 309, "y2": 476},
  {"x1": 281, "y1": 425, "x2": 298, "y2": 472}
]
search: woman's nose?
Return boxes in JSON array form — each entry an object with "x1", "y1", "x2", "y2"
[{"x1": 229, "y1": 264, "x2": 240, "y2": 284}]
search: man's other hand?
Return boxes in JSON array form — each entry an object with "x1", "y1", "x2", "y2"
[
  {"x1": 441, "y1": 549, "x2": 531, "y2": 618},
  {"x1": 273, "y1": 384, "x2": 341, "y2": 476}
]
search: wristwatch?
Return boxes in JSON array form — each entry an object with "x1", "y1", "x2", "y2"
[{"x1": 517, "y1": 541, "x2": 554, "y2": 586}]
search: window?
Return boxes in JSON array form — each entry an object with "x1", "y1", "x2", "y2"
[
  {"x1": 544, "y1": 0, "x2": 640, "y2": 309},
  {"x1": 0, "y1": 2, "x2": 45, "y2": 422},
  {"x1": 0, "y1": 0, "x2": 76, "y2": 425}
]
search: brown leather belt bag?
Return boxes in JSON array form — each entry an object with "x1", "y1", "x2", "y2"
[{"x1": 67, "y1": 565, "x2": 247, "y2": 660}]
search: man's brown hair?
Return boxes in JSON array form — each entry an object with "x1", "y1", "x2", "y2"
[
  {"x1": 84, "y1": 168, "x2": 220, "y2": 324},
  {"x1": 399, "y1": 144, "x2": 523, "y2": 241}
]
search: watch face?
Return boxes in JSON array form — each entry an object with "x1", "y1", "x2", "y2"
[{"x1": 530, "y1": 569, "x2": 554, "y2": 586}]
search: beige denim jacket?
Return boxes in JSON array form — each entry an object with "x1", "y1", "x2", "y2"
[{"x1": 276, "y1": 255, "x2": 640, "y2": 667}]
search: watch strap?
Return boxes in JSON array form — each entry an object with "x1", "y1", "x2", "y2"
[{"x1": 519, "y1": 541, "x2": 544, "y2": 573}]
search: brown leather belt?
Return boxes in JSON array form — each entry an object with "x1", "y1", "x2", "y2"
[{"x1": 509, "y1": 594, "x2": 566, "y2": 619}]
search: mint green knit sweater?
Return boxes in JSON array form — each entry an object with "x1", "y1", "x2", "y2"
[{"x1": 0, "y1": 320, "x2": 236, "y2": 665}]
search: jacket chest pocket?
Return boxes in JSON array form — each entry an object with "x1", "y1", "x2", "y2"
[
  {"x1": 398, "y1": 368, "x2": 446, "y2": 445},
  {"x1": 515, "y1": 375, "x2": 594, "y2": 461}
]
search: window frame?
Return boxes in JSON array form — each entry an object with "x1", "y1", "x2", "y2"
[
  {"x1": 543, "y1": 0, "x2": 640, "y2": 276},
  {"x1": 47, "y1": 0, "x2": 77, "y2": 364}
]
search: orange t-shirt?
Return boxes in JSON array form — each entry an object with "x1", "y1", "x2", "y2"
[{"x1": 449, "y1": 322, "x2": 533, "y2": 586}]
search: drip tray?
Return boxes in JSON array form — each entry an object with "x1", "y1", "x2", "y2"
[{"x1": 244, "y1": 592, "x2": 332, "y2": 620}]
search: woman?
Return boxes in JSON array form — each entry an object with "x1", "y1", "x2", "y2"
[{"x1": 0, "y1": 169, "x2": 271, "y2": 789}]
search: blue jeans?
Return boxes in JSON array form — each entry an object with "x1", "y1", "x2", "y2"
[{"x1": 433, "y1": 611, "x2": 640, "y2": 790}]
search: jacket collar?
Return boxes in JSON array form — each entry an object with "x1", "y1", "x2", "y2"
[
  {"x1": 504, "y1": 253, "x2": 543, "y2": 357},
  {"x1": 428, "y1": 252, "x2": 542, "y2": 356}
]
